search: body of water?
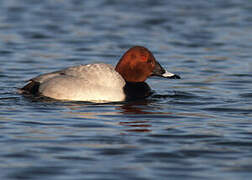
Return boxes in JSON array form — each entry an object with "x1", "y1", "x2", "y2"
[{"x1": 0, "y1": 0, "x2": 252, "y2": 179}]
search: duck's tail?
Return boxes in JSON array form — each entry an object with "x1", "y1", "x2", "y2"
[{"x1": 19, "y1": 81, "x2": 40, "y2": 95}]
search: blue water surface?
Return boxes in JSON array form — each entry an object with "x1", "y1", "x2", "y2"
[{"x1": 0, "y1": 0, "x2": 252, "y2": 179}]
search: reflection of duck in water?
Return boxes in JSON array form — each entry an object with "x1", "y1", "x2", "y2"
[
  {"x1": 118, "y1": 100, "x2": 156, "y2": 133},
  {"x1": 117, "y1": 99, "x2": 153, "y2": 114},
  {"x1": 21, "y1": 46, "x2": 180, "y2": 102}
]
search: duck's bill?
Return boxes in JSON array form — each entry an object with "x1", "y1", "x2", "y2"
[
  {"x1": 151, "y1": 61, "x2": 181, "y2": 79},
  {"x1": 161, "y1": 70, "x2": 181, "y2": 79}
]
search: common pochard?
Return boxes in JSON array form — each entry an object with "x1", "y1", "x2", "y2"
[{"x1": 21, "y1": 46, "x2": 180, "y2": 102}]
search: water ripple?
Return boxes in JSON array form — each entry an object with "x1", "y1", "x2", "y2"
[{"x1": 1, "y1": 0, "x2": 252, "y2": 179}]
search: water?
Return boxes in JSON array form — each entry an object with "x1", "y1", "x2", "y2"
[{"x1": 0, "y1": 0, "x2": 252, "y2": 179}]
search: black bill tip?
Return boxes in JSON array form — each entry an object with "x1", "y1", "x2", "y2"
[{"x1": 168, "y1": 74, "x2": 181, "y2": 79}]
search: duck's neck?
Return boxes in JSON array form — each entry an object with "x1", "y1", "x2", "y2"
[{"x1": 123, "y1": 82, "x2": 152, "y2": 100}]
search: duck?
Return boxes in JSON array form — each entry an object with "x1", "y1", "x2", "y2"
[{"x1": 21, "y1": 46, "x2": 180, "y2": 102}]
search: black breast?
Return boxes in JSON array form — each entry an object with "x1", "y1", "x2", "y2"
[{"x1": 124, "y1": 82, "x2": 152, "y2": 100}]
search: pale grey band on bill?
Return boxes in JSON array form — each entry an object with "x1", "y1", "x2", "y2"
[{"x1": 162, "y1": 71, "x2": 175, "y2": 77}]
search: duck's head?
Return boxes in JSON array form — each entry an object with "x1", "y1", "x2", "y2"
[{"x1": 115, "y1": 46, "x2": 180, "y2": 82}]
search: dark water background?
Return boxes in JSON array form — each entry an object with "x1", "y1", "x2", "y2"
[{"x1": 0, "y1": 0, "x2": 252, "y2": 179}]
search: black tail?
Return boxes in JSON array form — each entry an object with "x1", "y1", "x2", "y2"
[{"x1": 20, "y1": 81, "x2": 40, "y2": 95}]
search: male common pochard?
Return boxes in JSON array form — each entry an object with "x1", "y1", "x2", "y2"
[{"x1": 21, "y1": 46, "x2": 180, "y2": 102}]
